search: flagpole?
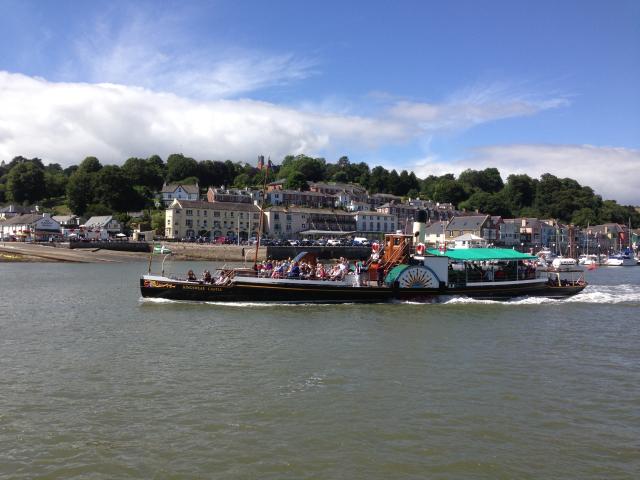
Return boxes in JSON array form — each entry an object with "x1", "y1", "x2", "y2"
[{"x1": 254, "y1": 156, "x2": 270, "y2": 266}]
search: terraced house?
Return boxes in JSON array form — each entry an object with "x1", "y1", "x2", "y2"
[{"x1": 165, "y1": 199, "x2": 261, "y2": 241}]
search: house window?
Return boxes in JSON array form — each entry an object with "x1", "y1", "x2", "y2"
[
  {"x1": 253, "y1": 214, "x2": 258, "y2": 219},
  {"x1": 186, "y1": 210, "x2": 193, "y2": 216},
  {"x1": 274, "y1": 213, "x2": 280, "y2": 220},
  {"x1": 214, "y1": 211, "x2": 220, "y2": 217},
  {"x1": 203, "y1": 210, "x2": 207, "y2": 216},
  {"x1": 286, "y1": 224, "x2": 291, "y2": 231},
  {"x1": 186, "y1": 219, "x2": 193, "y2": 227},
  {"x1": 286, "y1": 214, "x2": 292, "y2": 221},
  {"x1": 302, "y1": 223, "x2": 306, "y2": 229}
]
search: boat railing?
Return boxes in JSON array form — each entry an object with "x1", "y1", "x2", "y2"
[{"x1": 449, "y1": 268, "x2": 540, "y2": 286}]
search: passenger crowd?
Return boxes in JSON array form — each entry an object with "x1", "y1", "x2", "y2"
[{"x1": 254, "y1": 257, "x2": 364, "y2": 281}]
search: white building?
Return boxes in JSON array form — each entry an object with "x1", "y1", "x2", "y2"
[
  {"x1": 160, "y1": 183, "x2": 200, "y2": 206},
  {"x1": 165, "y1": 199, "x2": 262, "y2": 240},
  {"x1": 83, "y1": 216, "x2": 122, "y2": 240},
  {"x1": 264, "y1": 207, "x2": 356, "y2": 239},
  {"x1": 353, "y1": 211, "x2": 397, "y2": 239},
  {"x1": 422, "y1": 221, "x2": 448, "y2": 246},
  {"x1": 1, "y1": 213, "x2": 61, "y2": 241}
]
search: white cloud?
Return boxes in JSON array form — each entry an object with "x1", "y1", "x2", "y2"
[
  {"x1": 389, "y1": 81, "x2": 569, "y2": 132},
  {"x1": 411, "y1": 144, "x2": 640, "y2": 205},
  {"x1": 67, "y1": 8, "x2": 317, "y2": 99},
  {"x1": 0, "y1": 71, "x2": 409, "y2": 166},
  {"x1": 0, "y1": 72, "x2": 570, "y2": 171}
]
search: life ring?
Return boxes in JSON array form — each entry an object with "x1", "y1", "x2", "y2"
[
  {"x1": 371, "y1": 242, "x2": 380, "y2": 252},
  {"x1": 415, "y1": 243, "x2": 425, "y2": 255}
]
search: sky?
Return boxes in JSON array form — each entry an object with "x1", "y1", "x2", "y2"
[{"x1": 0, "y1": 0, "x2": 638, "y2": 203}]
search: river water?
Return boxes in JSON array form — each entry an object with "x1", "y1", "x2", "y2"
[{"x1": 1, "y1": 261, "x2": 639, "y2": 479}]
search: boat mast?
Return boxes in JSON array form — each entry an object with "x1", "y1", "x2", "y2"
[{"x1": 253, "y1": 156, "x2": 270, "y2": 265}]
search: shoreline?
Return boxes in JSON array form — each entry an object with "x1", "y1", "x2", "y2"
[{"x1": 0, "y1": 242, "x2": 265, "y2": 263}]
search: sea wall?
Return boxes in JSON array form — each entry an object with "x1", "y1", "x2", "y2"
[{"x1": 69, "y1": 241, "x2": 151, "y2": 252}]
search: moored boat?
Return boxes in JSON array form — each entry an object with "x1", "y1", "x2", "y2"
[{"x1": 605, "y1": 249, "x2": 636, "y2": 266}]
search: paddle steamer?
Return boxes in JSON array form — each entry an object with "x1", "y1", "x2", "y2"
[{"x1": 140, "y1": 232, "x2": 586, "y2": 303}]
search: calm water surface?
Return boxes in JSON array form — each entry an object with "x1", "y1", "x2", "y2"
[{"x1": 1, "y1": 261, "x2": 639, "y2": 479}]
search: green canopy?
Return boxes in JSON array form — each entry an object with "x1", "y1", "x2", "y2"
[{"x1": 426, "y1": 248, "x2": 536, "y2": 261}]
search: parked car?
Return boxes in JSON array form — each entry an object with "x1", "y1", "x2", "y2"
[
  {"x1": 326, "y1": 238, "x2": 341, "y2": 246},
  {"x1": 352, "y1": 237, "x2": 370, "y2": 246}
]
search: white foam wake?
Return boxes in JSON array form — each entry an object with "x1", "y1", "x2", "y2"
[
  {"x1": 139, "y1": 284, "x2": 640, "y2": 307},
  {"x1": 435, "y1": 283, "x2": 640, "y2": 305}
]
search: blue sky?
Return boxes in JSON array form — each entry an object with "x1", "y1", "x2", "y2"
[{"x1": 0, "y1": 0, "x2": 638, "y2": 202}]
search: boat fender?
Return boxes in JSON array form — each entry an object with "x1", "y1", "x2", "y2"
[{"x1": 416, "y1": 243, "x2": 425, "y2": 255}]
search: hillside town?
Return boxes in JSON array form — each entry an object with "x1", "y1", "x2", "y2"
[{"x1": 2, "y1": 178, "x2": 638, "y2": 260}]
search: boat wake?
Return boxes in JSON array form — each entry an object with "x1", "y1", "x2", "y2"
[
  {"x1": 139, "y1": 284, "x2": 640, "y2": 307},
  {"x1": 139, "y1": 297, "x2": 374, "y2": 307},
  {"x1": 434, "y1": 283, "x2": 640, "y2": 306}
]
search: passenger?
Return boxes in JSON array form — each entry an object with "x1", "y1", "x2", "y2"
[
  {"x1": 316, "y1": 263, "x2": 326, "y2": 279},
  {"x1": 203, "y1": 270, "x2": 212, "y2": 283},
  {"x1": 288, "y1": 261, "x2": 301, "y2": 278},
  {"x1": 187, "y1": 269, "x2": 197, "y2": 282}
]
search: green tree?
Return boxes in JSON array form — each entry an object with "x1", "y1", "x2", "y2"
[
  {"x1": 432, "y1": 178, "x2": 468, "y2": 206},
  {"x1": 285, "y1": 171, "x2": 309, "y2": 191},
  {"x1": 166, "y1": 153, "x2": 198, "y2": 183},
  {"x1": 459, "y1": 191, "x2": 512, "y2": 217},
  {"x1": 78, "y1": 156, "x2": 102, "y2": 173},
  {"x1": 503, "y1": 174, "x2": 536, "y2": 212},
  {"x1": 278, "y1": 154, "x2": 326, "y2": 182},
  {"x1": 367, "y1": 166, "x2": 389, "y2": 194},
  {"x1": 96, "y1": 165, "x2": 146, "y2": 212},
  {"x1": 151, "y1": 210, "x2": 166, "y2": 234},
  {"x1": 458, "y1": 168, "x2": 504, "y2": 193},
  {"x1": 66, "y1": 169, "x2": 96, "y2": 215},
  {"x1": 44, "y1": 170, "x2": 68, "y2": 198},
  {"x1": 571, "y1": 207, "x2": 599, "y2": 227},
  {"x1": 122, "y1": 157, "x2": 164, "y2": 191},
  {"x1": 6, "y1": 161, "x2": 46, "y2": 203}
]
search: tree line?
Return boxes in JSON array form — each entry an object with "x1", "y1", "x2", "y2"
[{"x1": 0, "y1": 153, "x2": 638, "y2": 228}]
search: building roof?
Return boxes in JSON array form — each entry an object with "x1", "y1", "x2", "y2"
[
  {"x1": 452, "y1": 233, "x2": 485, "y2": 242},
  {"x1": 172, "y1": 199, "x2": 260, "y2": 212},
  {"x1": 423, "y1": 222, "x2": 447, "y2": 235},
  {"x1": 0, "y1": 205, "x2": 35, "y2": 214},
  {"x1": 270, "y1": 189, "x2": 335, "y2": 197},
  {"x1": 266, "y1": 206, "x2": 353, "y2": 216},
  {"x1": 161, "y1": 183, "x2": 199, "y2": 194},
  {"x1": 378, "y1": 202, "x2": 418, "y2": 210},
  {"x1": 52, "y1": 215, "x2": 78, "y2": 223},
  {"x1": 447, "y1": 215, "x2": 489, "y2": 230},
  {"x1": 2, "y1": 213, "x2": 46, "y2": 225},
  {"x1": 85, "y1": 216, "x2": 118, "y2": 228}
]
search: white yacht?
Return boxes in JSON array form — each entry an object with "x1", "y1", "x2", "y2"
[
  {"x1": 605, "y1": 250, "x2": 636, "y2": 266},
  {"x1": 578, "y1": 254, "x2": 599, "y2": 266}
]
